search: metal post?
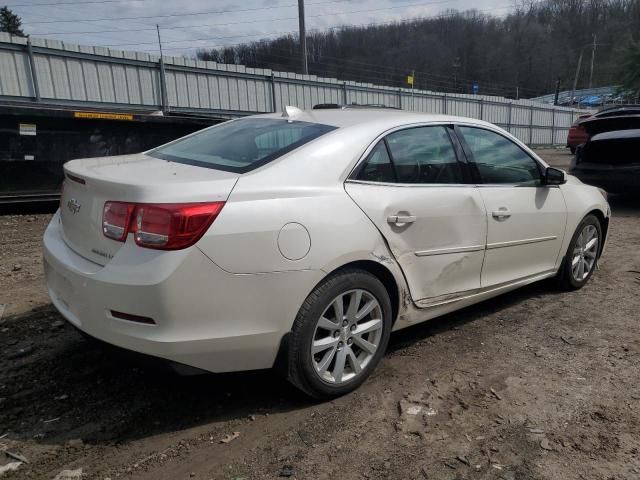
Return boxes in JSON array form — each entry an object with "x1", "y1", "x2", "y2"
[
  {"x1": 442, "y1": 93, "x2": 447, "y2": 114},
  {"x1": 397, "y1": 88, "x2": 402, "y2": 109},
  {"x1": 551, "y1": 109, "x2": 556, "y2": 145},
  {"x1": 410, "y1": 69, "x2": 415, "y2": 111},
  {"x1": 553, "y1": 78, "x2": 561, "y2": 106},
  {"x1": 528, "y1": 106, "x2": 534, "y2": 145},
  {"x1": 270, "y1": 73, "x2": 277, "y2": 112},
  {"x1": 25, "y1": 37, "x2": 40, "y2": 101},
  {"x1": 588, "y1": 34, "x2": 597, "y2": 89},
  {"x1": 570, "y1": 49, "x2": 584, "y2": 107},
  {"x1": 342, "y1": 81, "x2": 347, "y2": 105},
  {"x1": 479, "y1": 98, "x2": 484, "y2": 120},
  {"x1": 298, "y1": 0, "x2": 308, "y2": 75},
  {"x1": 156, "y1": 25, "x2": 169, "y2": 113},
  {"x1": 507, "y1": 102, "x2": 512, "y2": 133}
]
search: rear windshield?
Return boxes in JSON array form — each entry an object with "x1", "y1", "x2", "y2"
[{"x1": 149, "y1": 118, "x2": 337, "y2": 173}]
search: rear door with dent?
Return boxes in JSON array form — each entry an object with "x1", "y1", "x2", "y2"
[{"x1": 345, "y1": 124, "x2": 487, "y2": 302}]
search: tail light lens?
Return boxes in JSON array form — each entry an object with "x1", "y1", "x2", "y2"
[
  {"x1": 102, "y1": 201, "x2": 224, "y2": 250},
  {"x1": 103, "y1": 201, "x2": 134, "y2": 241}
]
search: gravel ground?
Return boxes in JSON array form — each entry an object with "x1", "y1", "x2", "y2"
[{"x1": 1, "y1": 148, "x2": 639, "y2": 480}]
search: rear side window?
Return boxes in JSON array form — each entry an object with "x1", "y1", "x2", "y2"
[
  {"x1": 458, "y1": 127, "x2": 541, "y2": 185},
  {"x1": 385, "y1": 126, "x2": 460, "y2": 184},
  {"x1": 149, "y1": 118, "x2": 337, "y2": 173},
  {"x1": 355, "y1": 126, "x2": 461, "y2": 184},
  {"x1": 356, "y1": 141, "x2": 396, "y2": 182}
]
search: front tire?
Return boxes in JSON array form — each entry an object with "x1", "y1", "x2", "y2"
[
  {"x1": 287, "y1": 268, "x2": 392, "y2": 399},
  {"x1": 556, "y1": 214, "x2": 601, "y2": 290}
]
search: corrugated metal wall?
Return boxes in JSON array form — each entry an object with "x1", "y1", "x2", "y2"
[{"x1": 0, "y1": 33, "x2": 590, "y2": 145}]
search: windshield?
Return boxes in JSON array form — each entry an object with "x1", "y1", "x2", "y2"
[{"x1": 149, "y1": 118, "x2": 337, "y2": 173}]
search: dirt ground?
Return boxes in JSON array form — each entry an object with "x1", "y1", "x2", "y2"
[{"x1": 1, "y1": 148, "x2": 639, "y2": 480}]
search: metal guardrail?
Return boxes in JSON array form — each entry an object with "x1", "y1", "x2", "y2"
[{"x1": 0, "y1": 32, "x2": 591, "y2": 146}]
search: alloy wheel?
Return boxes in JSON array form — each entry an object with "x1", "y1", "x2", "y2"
[
  {"x1": 571, "y1": 224, "x2": 599, "y2": 282},
  {"x1": 311, "y1": 289, "x2": 383, "y2": 385}
]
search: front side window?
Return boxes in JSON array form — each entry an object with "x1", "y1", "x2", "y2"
[
  {"x1": 149, "y1": 118, "x2": 336, "y2": 173},
  {"x1": 384, "y1": 126, "x2": 461, "y2": 184},
  {"x1": 458, "y1": 127, "x2": 541, "y2": 185}
]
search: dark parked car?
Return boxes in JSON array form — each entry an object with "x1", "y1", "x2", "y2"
[
  {"x1": 566, "y1": 105, "x2": 640, "y2": 155},
  {"x1": 570, "y1": 106, "x2": 640, "y2": 194}
]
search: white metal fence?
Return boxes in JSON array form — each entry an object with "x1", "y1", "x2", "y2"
[{"x1": 0, "y1": 32, "x2": 591, "y2": 145}]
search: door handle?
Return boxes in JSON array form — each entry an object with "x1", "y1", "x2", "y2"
[
  {"x1": 492, "y1": 208, "x2": 511, "y2": 219},
  {"x1": 387, "y1": 214, "x2": 416, "y2": 225}
]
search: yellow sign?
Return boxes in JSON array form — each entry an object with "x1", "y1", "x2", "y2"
[
  {"x1": 407, "y1": 75, "x2": 414, "y2": 86},
  {"x1": 74, "y1": 111, "x2": 134, "y2": 121}
]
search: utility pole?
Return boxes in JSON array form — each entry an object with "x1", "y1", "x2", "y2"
[
  {"x1": 156, "y1": 24, "x2": 168, "y2": 113},
  {"x1": 411, "y1": 69, "x2": 415, "y2": 110},
  {"x1": 298, "y1": 0, "x2": 308, "y2": 75},
  {"x1": 588, "y1": 34, "x2": 597, "y2": 89},
  {"x1": 570, "y1": 48, "x2": 584, "y2": 106},
  {"x1": 553, "y1": 78, "x2": 561, "y2": 106}
]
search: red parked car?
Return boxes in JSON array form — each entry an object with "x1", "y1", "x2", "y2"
[{"x1": 566, "y1": 114, "x2": 592, "y2": 154}]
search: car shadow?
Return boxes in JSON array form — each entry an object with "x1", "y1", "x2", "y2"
[{"x1": 0, "y1": 278, "x2": 561, "y2": 448}]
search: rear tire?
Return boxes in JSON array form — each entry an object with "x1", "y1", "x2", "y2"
[
  {"x1": 287, "y1": 268, "x2": 392, "y2": 399},
  {"x1": 555, "y1": 214, "x2": 601, "y2": 290}
]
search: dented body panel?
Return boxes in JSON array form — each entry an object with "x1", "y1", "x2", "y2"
[{"x1": 345, "y1": 181, "x2": 486, "y2": 301}]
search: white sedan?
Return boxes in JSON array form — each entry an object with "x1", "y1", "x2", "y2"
[{"x1": 43, "y1": 107, "x2": 610, "y2": 398}]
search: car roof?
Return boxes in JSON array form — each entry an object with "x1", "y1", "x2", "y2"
[
  {"x1": 257, "y1": 107, "x2": 493, "y2": 130},
  {"x1": 594, "y1": 105, "x2": 640, "y2": 117}
]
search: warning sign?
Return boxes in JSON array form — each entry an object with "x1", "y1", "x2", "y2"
[
  {"x1": 74, "y1": 112, "x2": 134, "y2": 121},
  {"x1": 19, "y1": 123, "x2": 37, "y2": 136}
]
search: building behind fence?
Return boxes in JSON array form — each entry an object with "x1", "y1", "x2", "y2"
[{"x1": 0, "y1": 33, "x2": 591, "y2": 146}]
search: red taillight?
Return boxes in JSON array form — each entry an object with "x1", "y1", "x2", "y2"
[
  {"x1": 103, "y1": 201, "x2": 134, "y2": 242},
  {"x1": 102, "y1": 201, "x2": 225, "y2": 250}
]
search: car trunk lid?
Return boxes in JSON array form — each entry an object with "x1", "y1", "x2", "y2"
[{"x1": 60, "y1": 153, "x2": 239, "y2": 266}]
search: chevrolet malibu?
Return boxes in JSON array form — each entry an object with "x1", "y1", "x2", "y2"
[{"x1": 43, "y1": 107, "x2": 610, "y2": 398}]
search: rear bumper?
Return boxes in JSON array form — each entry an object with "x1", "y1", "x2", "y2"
[
  {"x1": 43, "y1": 211, "x2": 323, "y2": 373},
  {"x1": 570, "y1": 164, "x2": 640, "y2": 193}
]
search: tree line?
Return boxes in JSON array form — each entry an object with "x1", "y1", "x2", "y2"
[{"x1": 197, "y1": 0, "x2": 640, "y2": 99}]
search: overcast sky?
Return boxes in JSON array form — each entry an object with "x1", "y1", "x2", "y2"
[{"x1": 9, "y1": 0, "x2": 511, "y2": 56}]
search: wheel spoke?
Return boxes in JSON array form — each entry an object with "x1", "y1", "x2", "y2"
[
  {"x1": 353, "y1": 334, "x2": 377, "y2": 354},
  {"x1": 571, "y1": 255, "x2": 581, "y2": 267},
  {"x1": 353, "y1": 318, "x2": 382, "y2": 336},
  {"x1": 313, "y1": 336, "x2": 339, "y2": 354},
  {"x1": 317, "y1": 316, "x2": 338, "y2": 331},
  {"x1": 347, "y1": 347, "x2": 362, "y2": 374},
  {"x1": 316, "y1": 346, "x2": 337, "y2": 375},
  {"x1": 346, "y1": 290, "x2": 362, "y2": 323},
  {"x1": 332, "y1": 296, "x2": 344, "y2": 323},
  {"x1": 332, "y1": 347, "x2": 348, "y2": 383},
  {"x1": 355, "y1": 299, "x2": 377, "y2": 321},
  {"x1": 585, "y1": 237, "x2": 598, "y2": 251}
]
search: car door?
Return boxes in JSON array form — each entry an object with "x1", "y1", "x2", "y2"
[
  {"x1": 345, "y1": 125, "x2": 487, "y2": 302},
  {"x1": 455, "y1": 125, "x2": 567, "y2": 288}
]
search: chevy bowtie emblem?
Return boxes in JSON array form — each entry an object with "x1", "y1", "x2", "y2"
[{"x1": 67, "y1": 198, "x2": 81, "y2": 215}]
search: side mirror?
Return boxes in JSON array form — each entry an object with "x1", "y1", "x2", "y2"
[{"x1": 544, "y1": 167, "x2": 567, "y2": 185}]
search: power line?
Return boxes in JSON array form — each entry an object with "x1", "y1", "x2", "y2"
[
  {"x1": 21, "y1": 0, "x2": 460, "y2": 25},
  {"x1": 91, "y1": 0, "x2": 478, "y2": 47},
  {"x1": 8, "y1": 0, "x2": 149, "y2": 6},
  {"x1": 20, "y1": 0, "x2": 354, "y2": 25},
  {"x1": 132, "y1": 6, "x2": 509, "y2": 53}
]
